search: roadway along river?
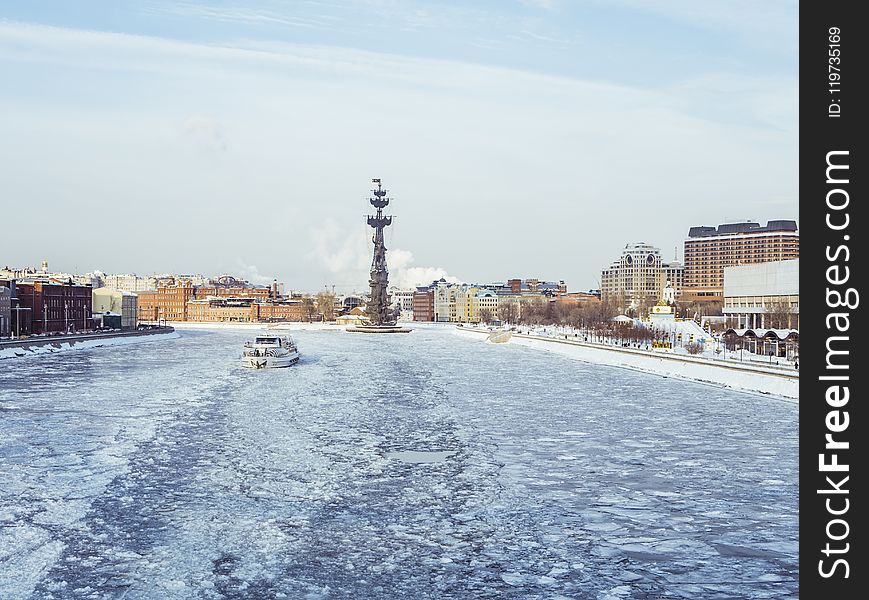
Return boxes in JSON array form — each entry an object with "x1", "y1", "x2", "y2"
[{"x1": 0, "y1": 326, "x2": 797, "y2": 599}]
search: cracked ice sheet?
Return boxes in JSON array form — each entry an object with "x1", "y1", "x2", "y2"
[{"x1": 0, "y1": 328, "x2": 797, "y2": 598}]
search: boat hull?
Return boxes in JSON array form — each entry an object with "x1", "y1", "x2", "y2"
[{"x1": 241, "y1": 352, "x2": 300, "y2": 369}]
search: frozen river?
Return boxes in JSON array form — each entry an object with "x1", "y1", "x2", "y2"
[{"x1": 0, "y1": 327, "x2": 798, "y2": 599}]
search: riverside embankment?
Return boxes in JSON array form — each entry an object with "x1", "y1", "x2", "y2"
[
  {"x1": 0, "y1": 327, "x2": 178, "y2": 360},
  {"x1": 455, "y1": 326, "x2": 798, "y2": 401}
]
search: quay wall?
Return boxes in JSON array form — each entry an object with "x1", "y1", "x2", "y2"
[
  {"x1": 455, "y1": 327, "x2": 798, "y2": 402},
  {"x1": 1, "y1": 328, "x2": 179, "y2": 360}
]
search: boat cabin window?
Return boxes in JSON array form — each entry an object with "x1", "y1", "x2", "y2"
[{"x1": 255, "y1": 337, "x2": 279, "y2": 344}]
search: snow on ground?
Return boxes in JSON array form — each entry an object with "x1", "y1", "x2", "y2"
[
  {"x1": 0, "y1": 327, "x2": 797, "y2": 598},
  {"x1": 459, "y1": 326, "x2": 798, "y2": 401},
  {"x1": 0, "y1": 332, "x2": 180, "y2": 360},
  {"x1": 516, "y1": 324, "x2": 796, "y2": 367}
]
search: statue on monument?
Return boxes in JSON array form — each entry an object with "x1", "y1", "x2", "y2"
[{"x1": 365, "y1": 179, "x2": 395, "y2": 326}]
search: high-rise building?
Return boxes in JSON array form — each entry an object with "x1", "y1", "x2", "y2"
[
  {"x1": 683, "y1": 220, "x2": 798, "y2": 302},
  {"x1": 600, "y1": 243, "x2": 676, "y2": 309}
]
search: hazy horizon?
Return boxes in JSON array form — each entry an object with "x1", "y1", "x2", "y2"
[{"x1": 0, "y1": 1, "x2": 798, "y2": 292}]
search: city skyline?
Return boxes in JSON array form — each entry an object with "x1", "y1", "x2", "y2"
[
  {"x1": 4, "y1": 216, "x2": 798, "y2": 295},
  {"x1": 1, "y1": 1, "x2": 798, "y2": 291}
]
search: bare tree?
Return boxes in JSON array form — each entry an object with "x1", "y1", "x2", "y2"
[
  {"x1": 679, "y1": 299, "x2": 723, "y2": 320},
  {"x1": 498, "y1": 300, "x2": 519, "y2": 324},
  {"x1": 638, "y1": 294, "x2": 658, "y2": 319},
  {"x1": 765, "y1": 299, "x2": 794, "y2": 329},
  {"x1": 316, "y1": 292, "x2": 336, "y2": 322},
  {"x1": 520, "y1": 298, "x2": 547, "y2": 325},
  {"x1": 479, "y1": 308, "x2": 493, "y2": 324},
  {"x1": 553, "y1": 301, "x2": 572, "y2": 325},
  {"x1": 566, "y1": 306, "x2": 586, "y2": 329},
  {"x1": 301, "y1": 297, "x2": 317, "y2": 322},
  {"x1": 684, "y1": 341, "x2": 704, "y2": 355}
]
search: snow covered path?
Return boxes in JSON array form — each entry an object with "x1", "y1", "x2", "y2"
[{"x1": 0, "y1": 328, "x2": 797, "y2": 598}]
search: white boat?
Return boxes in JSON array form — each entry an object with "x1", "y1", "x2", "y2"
[{"x1": 241, "y1": 335, "x2": 300, "y2": 369}]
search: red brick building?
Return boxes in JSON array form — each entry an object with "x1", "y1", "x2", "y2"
[
  {"x1": 555, "y1": 292, "x2": 602, "y2": 307},
  {"x1": 137, "y1": 282, "x2": 271, "y2": 322},
  {"x1": 412, "y1": 289, "x2": 435, "y2": 322},
  {"x1": 252, "y1": 301, "x2": 306, "y2": 322},
  {"x1": 136, "y1": 290, "x2": 160, "y2": 322},
  {"x1": 16, "y1": 279, "x2": 93, "y2": 334},
  {"x1": 157, "y1": 281, "x2": 195, "y2": 321},
  {"x1": 199, "y1": 286, "x2": 271, "y2": 301}
]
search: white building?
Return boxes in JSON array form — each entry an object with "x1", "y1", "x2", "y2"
[
  {"x1": 1, "y1": 262, "x2": 104, "y2": 289},
  {"x1": 103, "y1": 274, "x2": 159, "y2": 293},
  {"x1": 434, "y1": 282, "x2": 458, "y2": 322},
  {"x1": 601, "y1": 243, "x2": 679, "y2": 309},
  {"x1": 663, "y1": 262, "x2": 684, "y2": 298},
  {"x1": 723, "y1": 259, "x2": 799, "y2": 329},
  {"x1": 389, "y1": 287, "x2": 415, "y2": 319},
  {"x1": 92, "y1": 288, "x2": 139, "y2": 330}
]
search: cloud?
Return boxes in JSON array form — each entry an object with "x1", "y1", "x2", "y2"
[
  {"x1": 387, "y1": 248, "x2": 461, "y2": 289},
  {"x1": 395, "y1": 266, "x2": 462, "y2": 289},
  {"x1": 305, "y1": 224, "x2": 460, "y2": 291},
  {"x1": 306, "y1": 219, "x2": 371, "y2": 280},
  {"x1": 183, "y1": 115, "x2": 227, "y2": 151},
  {"x1": 518, "y1": 0, "x2": 556, "y2": 9},
  {"x1": 234, "y1": 259, "x2": 276, "y2": 284},
  {"x1": 149, "y1": 3, "x2": 340, "y2": 31},
  {"x1": 0, "y1": 20, "x2": 796, "y2": 292},
  {"x1": 590, "y1": 0, "x2": 797, "y2": 52}
]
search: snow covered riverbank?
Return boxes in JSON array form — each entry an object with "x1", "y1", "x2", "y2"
[
  {"x1": 167, "y1": 321, "x2": 346, "y2": 332},
  {"x1": 455, "y1": 327, "x2": 798, "y2": 401},
  {"x1": 0, "y1": 330, "x2": 180, "y2": 360}
]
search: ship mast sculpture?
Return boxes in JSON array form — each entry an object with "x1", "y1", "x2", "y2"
[
  {"x1": 366, "y1": 178, "x2": 394, "y2": 326},
  {"x1": 347, "y1": 178, "x2": 409, "y2": 333}
]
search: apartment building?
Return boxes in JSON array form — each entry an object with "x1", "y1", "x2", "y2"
[
  {"x1": 683, "y1": 220, "x2": 798, "y2": 302},
  {"x1": 600, "y1": 243, "x2": 676, "y2": 309}
]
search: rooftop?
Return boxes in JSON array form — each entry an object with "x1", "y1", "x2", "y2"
[{"x1": 688, "y1": 220, "x2": 798, "y2": 238}]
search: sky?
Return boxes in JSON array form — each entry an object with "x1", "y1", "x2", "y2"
[{"x1": 0, "y1": 1, "x2": 798, "y2": 293}]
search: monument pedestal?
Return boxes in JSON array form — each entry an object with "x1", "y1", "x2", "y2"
[{"x1": 346, "y1": 324, "x2": 411, "y2": 334}]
